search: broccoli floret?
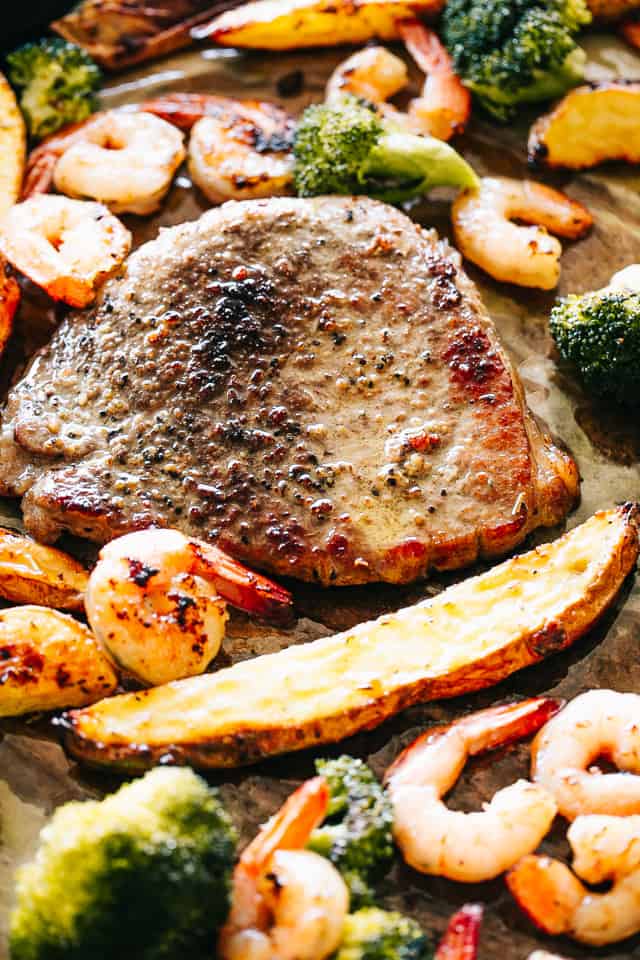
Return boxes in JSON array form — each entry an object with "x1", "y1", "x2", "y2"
[
  {"x1": 293, "y1": 95, "x2": 478, "y2": 202},
  {"x1": 9, "y1": 767, "x2": 237, "y2": 960},
  {"x1": 6, "y1": 38, "x2": 101, "y2": 140},
  {"x1": 550, "y1": 286, "x2": 640, "y2": 405},
  {"x1": 307, "y1": 756, "x2": 394, "y2": 908},
  {"x1": 334, "y1": 908, "x2": 432, "y2": 960},
  {"x1": 441, "y1": 0, "x2": 592, "y2": 122}
]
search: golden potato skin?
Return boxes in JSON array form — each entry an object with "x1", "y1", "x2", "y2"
[
  {"x1": 195, "y1": 0, "x2": 445, "y2": 49},
  {"x1": 0, "y1": 530, "x2": 89, "y2": 611},
  {"x1": 0, "y1": 73, "x2": 25, "y2": 215},
  {"x1": 0, "y1": 606, "x2": 118, "y2": 717},
  {"x1": 63, "y1": 506, "x2": 639, "y2": 772},
  {"x1": 529, "y1": 82, "x2": 640, "y2": 169}
]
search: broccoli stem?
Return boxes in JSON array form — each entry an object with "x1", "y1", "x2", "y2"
[{"x1": 362, "y1": 129, "x2": 479, "y2": 202}]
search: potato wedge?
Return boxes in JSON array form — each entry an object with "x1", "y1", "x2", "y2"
[
  {"x1": 529, "y1": 82, "x2": 640, "y2": 170},
  {"x1": 193, "y1": 0, "x2": 445, "y2": 49},
  {"x1": 63, "y1": 505, "x2": 639, "y2": 771},
  {"x1": 0, "y1": 606, "x2": 117, "y2": 717},
  {"x1": 0, "y1": 72, "x2": 26, "y2": 216},
  {"x1": 0, "y1": 529, "x2": 89, "y2": 611}
]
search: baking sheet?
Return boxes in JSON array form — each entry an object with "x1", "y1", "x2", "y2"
[{"x1": 1, "y1": 32, "x2": 640, "y2": 959}]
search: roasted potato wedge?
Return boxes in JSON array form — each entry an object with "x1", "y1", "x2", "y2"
[
  {"x1": 529, "y1": 82, "x2": 640, "y2": 170},
  {"x1": 0, "y1": 529, "x2": 89, "y2": 611},
  {"x1": 193, "y1": 0, "x2": 445, "y2": 49},
  {"x1": 0, "y1": 605, "x2": 118, "y2": 717},
  {"x1": 63, "y1": 505, "x2": 639, "y2": 771},
  {"x1": 0, "y1": 71, "x2": 26, "y2": 216}
]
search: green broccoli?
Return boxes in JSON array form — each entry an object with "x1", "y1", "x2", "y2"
[
  {"x1": 307, "y1": 756, "x2": 394, "y2": 908},
  {"x1": 334, "y1": 908, "x2": 432, "y2": 960},
  {"x1": 293, "y1": 95, "x2": 479, "y2": 203},
  {"x1": 6, "y1": 38, "x2": 101, "y2": 141},
  {"x1": 440, "y1": 0, "x2": 592, "y2": 122},
  {"x1": 9, "y1": 766, "x2": 237, "y2": 960},
  {"x1": 550, "y1": 279, "x2": 640, "y2": 405}
]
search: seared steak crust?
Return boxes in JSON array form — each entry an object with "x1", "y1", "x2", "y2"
[{"x1": 0, "y1": 197, "x2": 578, "y2": 584}]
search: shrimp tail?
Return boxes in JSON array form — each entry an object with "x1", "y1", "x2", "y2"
[
  {"x1": 385, "y1": 697, "x2": 563, "y2": 783},
  {"x1": 138, "y1": 93, "x2": 229, "y2": 130},
  {"x1": 398, "y1": 18, "x2": 471, "y2": 141},
  {"x1": 435, "y1": 904, "x2": 483, "y2": 960},
  {"x1": 189, "y1": 541, "x2": 294, "y2": 625},
  {"x1": 240, "y1": 776, "x2": 329, "y2": 874},
  {"x1": 506, "y1": 855, "x2": 583, "y2": 936}
]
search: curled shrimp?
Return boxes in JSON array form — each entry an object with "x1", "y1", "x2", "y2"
[
  {"x1": 188, "y1": 99, "x2": 296, "y2": 205},
  {"x1": 140, "y1": 92, "x2": 296, "y2": 204},
  {"x1": 22, "y1": 115, "x2": 106, "y2": 200},
  {"x1": 507, "y1": 814, "x2": 640, "y2": 946},
  {"x1": 0, "y1": 195, "x2": 131, "y2": 308},
  {"x1": 52, "y1": 110, "x2": 186, "y2": 215},
  {"x1": 531, "y1": 689, "x2": 640, "y2": 821},
  {"x1": 85, "y1": 528, "x2": 294, "y2": 686},
  {"x1": 383, "y1": 698, "x2": 561, "y2": 883},
  {"x1": 219, "y1": 776, "x2": 349, "y2": 960},
  {"x1": 398, "y1": 19, "x2": 471, "y2": 141},
  {"x1": 325, "y1": 31, "x2": 470, "y2": 141},
  {"x1": 451, "y1": 176, "x2": 593, "y2": 289}
]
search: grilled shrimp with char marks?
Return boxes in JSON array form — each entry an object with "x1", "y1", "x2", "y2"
[
  {"x1": 532, "y1": 689, "x2": 640, "y2": 820},
  {"x1": 325, "y1": 27, "x2": 470, "y2": 141},
  {"x1": 0, "y1": 194, "x2": 131, "y2": 308},
  {"x1": 219, "y1": 776, "x2": 349, "y2": 960},
  {"x1": 508, "y1": 814, "x2": 640, "y2": 946},
  {"x1": 85, "y1": 528, "x2": 293, "y2": 686},
  {"x1": 452, "y1": 176, "x2": 593, "y2": 289},
  {"x1": 384, "y1": 698, "x2": 561, "y2": 882}
]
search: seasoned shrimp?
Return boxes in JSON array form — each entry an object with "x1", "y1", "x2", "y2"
[
  {"x1": 507, "y1": 814, "x2": 640, "y2": 946},
  {"x1": 52, "y1": 110, "x2": 186, "y2": 215},
  {"x1": 532, "y1": 689, "x2": 640, "y2": 821},
  {"x1": 384, "y1": 698, "x2": 561, "y2": 883},
  {"x1": 85, "y1": 528, "x2": 293, "y2": 685},
  {"x1": 219, "y1": 776, "x2": 349, "y2": 960},
  {"x1": 0, "y1": 195, "x2": 131, "y2": 308},
  {"x1": 325, "y1": 35, "x2": 469, "y2": 141},
  {"x1": 22, "y1": 114, "x2": 106, "y2": 199},
  {"x1": 325, "y1": 46, "x2": 409, "y2": 122},
  {"x1": 188, "y1": 98, "x2": 296, "y2": 204},
  {"x1": 398, "y1": 19, "x2": 471, "y2": 141},
  {"x1": 452, "y1": 177, "x2": 593, "y2": 289}
]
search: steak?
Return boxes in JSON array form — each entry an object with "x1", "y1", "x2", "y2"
[{"x1": 0, "y1": 196, "x2": 578, "y2": 585}]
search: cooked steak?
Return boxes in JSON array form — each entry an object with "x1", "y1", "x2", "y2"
[{"x1": 0, "y1": 196, "x2": 578, "y2": 585}]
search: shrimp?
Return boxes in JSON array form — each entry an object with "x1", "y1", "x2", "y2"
[
  {"x1": 325, "y1": 34, "x2": 469, "y2": 141},
  {"x1": 531, "y1": 689, "x2": 640, "y2": 821},
  {"x1": 22, "y1": 115, "x2": 106, "y2": 200},
  {"x1": 52, "y1": 110, "x2": 186, "y2": 215},
  {"x1": 507, "y1": 814, "x2": 640, "y2": 946},
  {"x1": 325, "y1": 46, "x2": 409, "y2": 122},
  {"x1": 85, "y1": 528, "x2": 293, "y2": 685},
  {"x1": 0, "y1": 258, "x2": 20, "y2": 359},
  {"x1": 188, "y1": 98, "x2": 296, "y2": 205},
  {"x1": 219, "y1": 776, "x2": 349, "y2": 960},
  {"x1": 398, "y1": 19, "x2": 471, "y2": 141},
  {"x1": 383, "y1": 698, "x2": 561, "y2": 883},
  {"x1": 451, "y1": 177, "x2": 593, "y2": 289},
  {"x1": 435, "y1": 904, "x2": 483, "y2": 960},
  {"x1": 0, "y1": 195, "x2": 131, "y2": 308}
]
